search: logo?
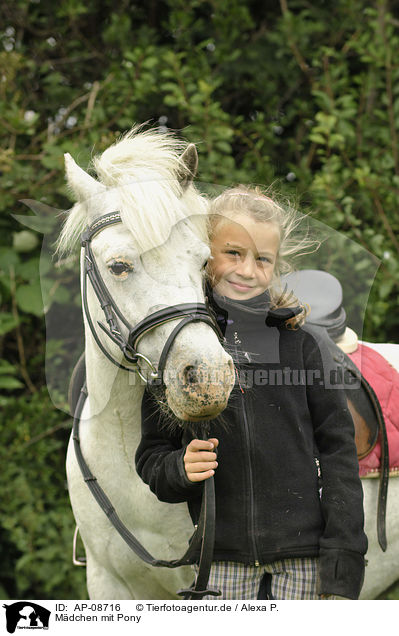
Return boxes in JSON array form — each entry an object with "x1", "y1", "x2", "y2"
[{"x1": 2, "y1": 603, "x2": 51, "y2": 634}]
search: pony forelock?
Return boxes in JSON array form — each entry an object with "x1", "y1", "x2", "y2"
[{"x1": 57, "y1": 126, "x2": 208, "y2": 255}]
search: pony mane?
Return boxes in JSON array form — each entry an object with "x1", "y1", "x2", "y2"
[{"x1": 58, "y1": 126, "x2": 208, "y2": 254}]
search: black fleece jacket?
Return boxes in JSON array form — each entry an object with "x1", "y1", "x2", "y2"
[{"x1": 135, "y1": 292, "x2": 368, "y2": 599}]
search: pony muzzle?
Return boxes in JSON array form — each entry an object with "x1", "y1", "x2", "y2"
[{"x1": 163, "y1": 358, "x2": 235, "y2": 420}]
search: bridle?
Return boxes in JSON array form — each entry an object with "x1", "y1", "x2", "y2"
[
  {"x1": 81, "y1": 211, "x2": 223, "y2": 383},
  {"x1": 74, "y1": 211, "x2": 224, "y2": 599}
]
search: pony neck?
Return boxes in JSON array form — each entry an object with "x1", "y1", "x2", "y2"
[{"x1": 85, "y1": 337, "x2": 144, "y2": 426}]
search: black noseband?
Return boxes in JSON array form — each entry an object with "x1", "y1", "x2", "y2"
[{"x1": 81, "y1": 212, "x2": 223, "y2": 384}]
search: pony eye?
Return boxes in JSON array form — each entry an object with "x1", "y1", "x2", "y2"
[{"x1": 108, "y1": 260, "x2": 133, "y2": 277}]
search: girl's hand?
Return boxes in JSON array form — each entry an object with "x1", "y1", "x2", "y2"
[{"x1": 184, "y1": 438, "x2": 219, "y2": 482}]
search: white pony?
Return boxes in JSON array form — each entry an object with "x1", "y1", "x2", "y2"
[{"x1": 61, "y1": 127, "x2": 234, "y2": 599}]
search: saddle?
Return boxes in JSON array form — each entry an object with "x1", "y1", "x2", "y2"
[
  {"x1": 283, "y1": 268, "x2": 347, "y2": 340},
  {"x1": 283, "y1": 269, "x2": 389, "y2": 551}
]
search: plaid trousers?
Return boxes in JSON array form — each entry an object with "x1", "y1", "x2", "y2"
[{"x1": 194, "y1": 557, "x2": 319, "y2": 600}]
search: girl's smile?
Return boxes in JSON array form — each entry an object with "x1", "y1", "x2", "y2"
[{"x1": 208, "y1": 213, "x2": 280, "y2": 300}]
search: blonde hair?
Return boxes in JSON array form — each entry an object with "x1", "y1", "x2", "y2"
[{"x1": 208, "y1": 185, "x2": 318, "y2": 328}]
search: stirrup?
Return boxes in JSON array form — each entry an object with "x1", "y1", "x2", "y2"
[{"x1": 72, "y1": 525, "x2": 87, "y2": 566}]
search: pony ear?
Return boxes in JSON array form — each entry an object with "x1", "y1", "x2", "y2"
[
  {"x1": 64, "y1": 153, "x2": 105, "y2": 202},
  {"x1": 177, "y1": 144, "x2": 198, "y2": 189}
]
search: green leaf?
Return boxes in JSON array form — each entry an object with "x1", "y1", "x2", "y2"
[
  {"x1": 379, "y1": 278, "x2": 394, "y2": 300},
  {"x1": 13, "y1": 231, "x2": 39, "y2": 253},
  {"x1": 0, "y1": 360, "x2": 19, "y2": 374},
  {"x1": 0, "y1": 247, "x2": 20, "y2": 270},
  {"x1": 309, "y1": 132, "x2": 326, "y2": 145},
  {"x1": 0, "y1": 360, "x2": 23, "y2": 389},
  {"x1": 15, "y1": 283, "x2": 43, "y2": 316},
  {"x1": 0, "y1": 313, "x2": 19, "y2": 335},
  {"x1": 15, "y1": 257, "x2": 40, "y2": 282},
  {"x1": 0, "y1": 376, "x2": 24, "y2": 389}
]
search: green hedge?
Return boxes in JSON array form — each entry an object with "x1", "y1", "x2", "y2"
[{"x1": 0, "y1": 388, "x2": 86, "y2": 599}]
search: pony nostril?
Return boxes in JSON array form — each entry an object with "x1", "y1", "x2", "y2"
[{"x1": 183, "y1": 365, "x2": 199, "y2": 385}]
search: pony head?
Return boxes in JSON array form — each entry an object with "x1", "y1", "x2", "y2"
[{"x1": 59, "y1": 126, "x2": 234, "y2": 421}]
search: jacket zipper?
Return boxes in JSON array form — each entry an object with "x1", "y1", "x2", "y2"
[{"x1": 240, "y1": 390, "x2": 260, "y2": 566}]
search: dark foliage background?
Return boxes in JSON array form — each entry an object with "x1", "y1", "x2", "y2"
[{"x1": 1, "y1": 0, "x2": 398, "y2": 599}]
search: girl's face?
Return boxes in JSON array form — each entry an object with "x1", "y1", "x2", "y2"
[{"x1": 208, "y1": 213, "x2": 280, "y2": 300}]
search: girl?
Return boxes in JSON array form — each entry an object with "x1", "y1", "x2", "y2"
[{"x1": 135, "y1": 185, "x2": 367, "y2": 600}]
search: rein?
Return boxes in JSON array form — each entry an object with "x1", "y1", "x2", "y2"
[
  {"x1": 72, "y1": 382, "x2": 219, "y2": 599},
  {"x1": 74, "y1": 211, "x2": 223, "y2": 599}
]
